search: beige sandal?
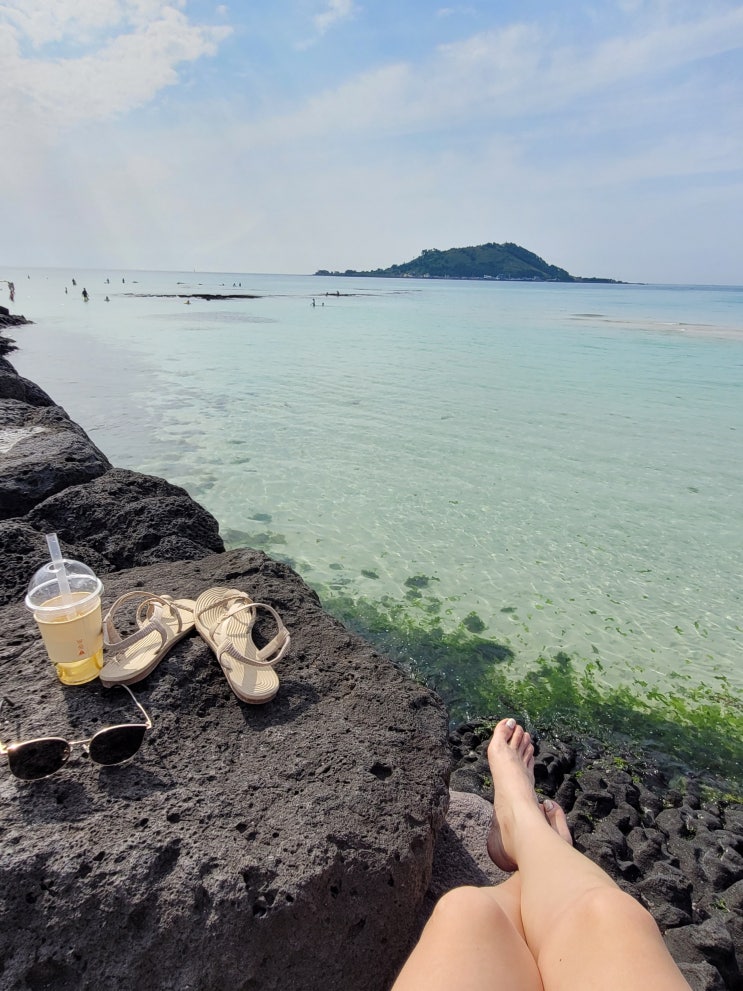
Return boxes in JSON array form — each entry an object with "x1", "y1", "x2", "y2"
[
  {"x1": 100, "y1": 592, "x2": 196, "y2": 686},
  {"x1": 194, "y1": 587, "x2": 290, "y2": 704}
]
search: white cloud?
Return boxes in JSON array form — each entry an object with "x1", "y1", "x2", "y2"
[
  {"x1": 0, "y1": 0, "x2": 191, "y2": 47},
  {"x1": 255, "y1": 6, "x2": 743, "y2": 148},
  {"x1": 2, "y1": 0, "x2": 125, "y2": 47},
  {"x1": 436, "y1": 6, "x2": 476, "y2": 17},
  {"x1": 313, "y1": 0, "x2": 357, "y2": 36},
  {"x1": 295, "y1": 0, "x2": 357, "y2": 47},
  {"x1": 2, "y1": 2, "x2": 742, "y2": 282},
  {"x1": 0, "y1": 2, "x2": 231, "y2": 133}
]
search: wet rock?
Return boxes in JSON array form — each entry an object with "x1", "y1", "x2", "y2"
[
  {"x1": 0, "y1": 399, "x2": 111, "y2": 518},
  {"x1": 605, "y1": 800, "x2": 641, "y2": 833},
  {"x1": 571, "y1": 784, "x2": 616, "y2": 820},
  {"x1": 637, "y1": 783, "x2": 665, "y2": 818},
  {"x1": 449, "y1": 766, "x2": 486, "y2": 795},
  {"x1": 554, "y1": 775, "x2": 578, "y2": 811},
  {"x1": 627, "y1": 826, "x2": 673, "y2": 873},
  {"x1": 678, "y1": 962, "x2": 726, "y2": 991},
  {"x1": 719, "y1": 878, "x2": 743, "y2": 915},
  {"x1": 27, "y1": 468, "x2": 225, "y2": 571},
  {"x1": 0, "y1": 358, "x2": 54, "y2": 407},
  {"x1": 533, "y1": 738, "x2": 576, "y2": 794},
  {"x1": 699, "y1": 836, "x2": 743, "y2": 891}
]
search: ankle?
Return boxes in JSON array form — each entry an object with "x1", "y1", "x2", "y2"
[{"x1": 498, "y1": 795, "x2": 546, "y2": 852}]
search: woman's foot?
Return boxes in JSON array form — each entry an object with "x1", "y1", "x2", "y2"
[{"x1": 485, "y1": 718, "x2": 571, "y2": 871}]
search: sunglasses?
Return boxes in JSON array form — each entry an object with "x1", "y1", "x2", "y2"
[{"x1": 0, "y1": 685, "x2": 152, "y2": 781}]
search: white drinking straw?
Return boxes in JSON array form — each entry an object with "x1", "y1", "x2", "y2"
[{"x1": 46, "y1": 532, "x2": 73, "y2": 616}]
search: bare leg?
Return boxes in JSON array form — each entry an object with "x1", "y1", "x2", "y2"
[
  {"x1": 391, "y1": 884, "x2": 543, "y2": 991},
  {"x1": 392, "y1": 792, "x2": 573, "y2": 990},
  {"x1": 487, "y1": 718, "x2": 691, "y2": 991},
  {"x1": 483, "y1": 799, "x2": 573, "y2": 942}
]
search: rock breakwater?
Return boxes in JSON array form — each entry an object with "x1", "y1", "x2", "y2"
[{"x1": 0, "y1": 333, "x2": 451, "y2": 991}]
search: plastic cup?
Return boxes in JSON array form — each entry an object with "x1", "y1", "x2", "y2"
[{"x1": 25, "y1": 559, "x2": 104, "y2": 685}]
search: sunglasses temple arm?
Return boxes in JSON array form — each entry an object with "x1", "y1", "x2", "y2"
[
  {"x1": 121, "y1": 684, "x2": 153, "y2": 729},
  {"x1": 0, "y1": 697, "x2": 15, "y2": 752}
]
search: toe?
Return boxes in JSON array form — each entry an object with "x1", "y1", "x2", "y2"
[
  {"x1": 509, "y1": 724, "x2": 525, "y2": 750},
  {"x1": 542, "y1": 799, "x2": 573, "y2": 846},
  {"x1": 491, "y1": 717, "x2": 518, "y2": 747},
  {"x1": 499, "y1": 717, "x2": 517, "y2": 737},
  {"x1": 518, "y1": 731, "x2": 532, "y2": 760}
]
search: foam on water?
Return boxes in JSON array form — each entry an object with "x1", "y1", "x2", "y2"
[{"x1": 7, "y1": 268, "x2": 743, "y2": 736}]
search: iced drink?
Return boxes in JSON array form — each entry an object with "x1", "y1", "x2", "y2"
[{"x1": 26, "y1": 557, "x2": 104, "y2": 685}]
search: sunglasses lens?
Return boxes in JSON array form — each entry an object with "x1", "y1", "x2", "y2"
[
  {"x1": 8, "y1": 738, "x2": 70, "y2": 781},
  {"x1": 88, "y1": 725, "x2": 146, "y2": 766}
]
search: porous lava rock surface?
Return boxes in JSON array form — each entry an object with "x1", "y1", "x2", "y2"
[
  {"x1": 0, "y1": 345, "x2": 452, "y2": 990},
  {"x1": 0, "y1": 550, "x2": 451, "y2": 991}
]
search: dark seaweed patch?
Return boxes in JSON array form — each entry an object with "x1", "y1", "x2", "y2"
[
  {"x1": 463, "y1": 612, "x2": 486, "y2": 634},
  {"x1": 318, "y1": 589, "x2": 743, "y2": 788},
  {"x1": 404, "y1": 574, "x2": 438, "y2": 590}
]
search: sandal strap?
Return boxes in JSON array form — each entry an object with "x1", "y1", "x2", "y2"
[
  {"x1": 136, "y1": 596, "x2": 187, "y2": 637},
  {"x1": 199, "y1": 594, "x2": 255, "y2": 641},
  {"x1": 103, "y1": 591, "x2": 174, "y2": 657},
  {"x1": 212, "y1": 601, "x2": 289, "y2": 668}
]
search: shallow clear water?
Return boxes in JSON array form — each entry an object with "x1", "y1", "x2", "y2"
[{"x1": 7, "y1": 268, "x2": 743, "y2": 735}]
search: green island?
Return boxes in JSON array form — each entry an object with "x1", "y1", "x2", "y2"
[{"x1": 315, "y1": 241, "x2": 621, "y2": 283}]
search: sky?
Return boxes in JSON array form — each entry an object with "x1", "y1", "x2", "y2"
[{"x1": 2, "y1": 0, "x2": 743, "y2": 284}]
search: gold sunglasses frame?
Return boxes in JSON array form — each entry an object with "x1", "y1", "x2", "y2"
[{"x1": 0, "y1": 684, "x2": 153, "y2": 780}]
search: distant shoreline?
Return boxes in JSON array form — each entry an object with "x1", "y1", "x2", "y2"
[
  {"x1": 314, "y1": 240, "x2": 624, "y2": 283},
  {"x1": 315, "y1": 271, "x2": 625, "y2": 284}
]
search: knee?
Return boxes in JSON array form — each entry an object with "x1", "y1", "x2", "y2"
[
  {"x1": 570, "y1": 885, "x2": 660, "y2": 940},
  {"x1": 431, "y1": 886, "x2": 507, "y2": 931}
]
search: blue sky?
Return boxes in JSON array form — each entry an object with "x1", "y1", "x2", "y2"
[{"x1": 2, "y1": 0, "x2": 742, "y2": 283}]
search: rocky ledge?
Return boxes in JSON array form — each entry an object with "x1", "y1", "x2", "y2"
[
  {"x1": 0, "y1": 330, "x2": 741, "y2": 991},
  {"x1": 0, "y1": 551, "x2": 450, "y2": 991},
  {"x1": 0, "y1": 308, "x2": 31, "y2": 332},
  {"x1": 0, "y1": 337, "x2": 451, "y2": 991}
]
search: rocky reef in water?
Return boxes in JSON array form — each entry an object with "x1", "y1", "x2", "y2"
[{"x1": 0, "y1": 325, "x2": 740, "y2": 990}]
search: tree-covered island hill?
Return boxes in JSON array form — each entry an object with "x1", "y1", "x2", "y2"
[{"x1": 316, "y1": 241, "x2": 622, "y2": 283}]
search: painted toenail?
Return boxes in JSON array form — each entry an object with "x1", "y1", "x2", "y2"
[
  {"x1": 506, "y1": 718, "x2": 516, "y2": 729},
  {"x1": 543, "y1": 799, "x2": 554, "y2": 811}
]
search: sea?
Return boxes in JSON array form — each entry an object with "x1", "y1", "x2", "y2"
[{"x1": 5, "y1": 268, "x2": 743, "y2": 781}]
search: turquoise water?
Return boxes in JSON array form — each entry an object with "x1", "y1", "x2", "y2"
[{"x1": 6, "y1": 268, "x2": 743, "y2": 772}]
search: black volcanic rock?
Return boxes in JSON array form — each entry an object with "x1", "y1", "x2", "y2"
[
  {"x1": 0, "y1": 550, "x2": 451, "y2": 991},
  {"x1": 0, "y1": 398, "x2": 112, "y2": 518},
  {"x1": 0, "y1": 351, "x2": 452, "y2": 991},
  {"x1": 26, "y1": 468, "x2": 225, "y2": 571}
]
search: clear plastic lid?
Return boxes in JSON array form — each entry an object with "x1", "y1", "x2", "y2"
[{"x1": 25, "y1": 558, "x2": 103, "y2": 615}]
